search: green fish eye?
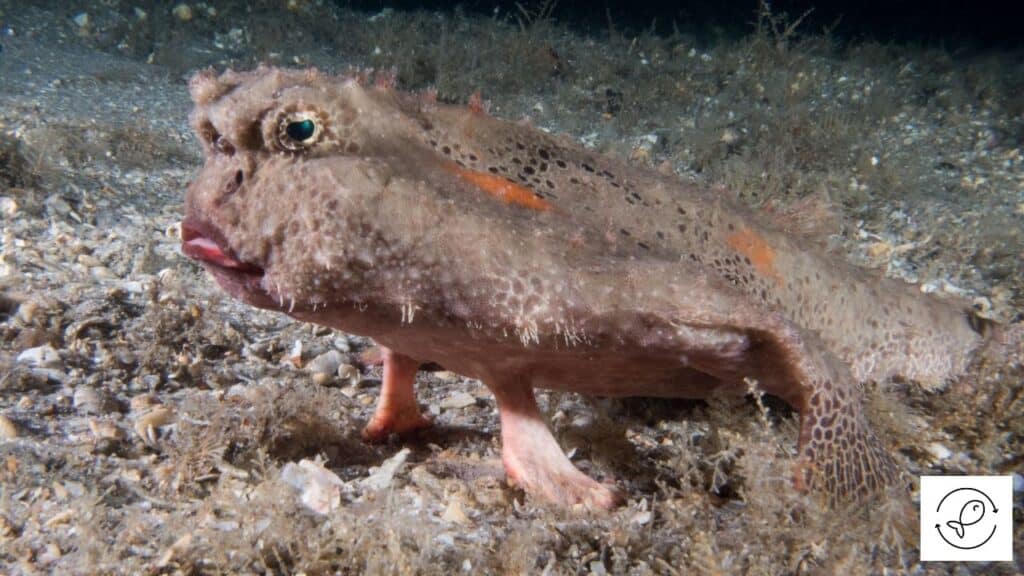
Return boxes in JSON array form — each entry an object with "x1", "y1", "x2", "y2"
[{"x1": 286, "y1": 118, "x2": 316, "y2": 142}]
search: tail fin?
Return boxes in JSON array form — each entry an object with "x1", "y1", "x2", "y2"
[
  {"x1": 946, "y1": 520, "x2": 967, "y2": 539},
  {"x1": 794, "y1": 381, "x2": 905, "y2": 504}
]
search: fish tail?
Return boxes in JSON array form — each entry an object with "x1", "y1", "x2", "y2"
[
  {"x1": 793, "y1": 372, "x2": 905, "y2": 505},
  {"x1": 946, "y1": 520, "x2": 966, "y2": 539}
]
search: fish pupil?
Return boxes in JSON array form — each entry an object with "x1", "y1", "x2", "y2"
[{"x1": 286, "y1": 119, "x2": 316, "y2": 142}]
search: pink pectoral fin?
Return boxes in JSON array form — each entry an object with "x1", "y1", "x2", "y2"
[
  {"x1": 492, "y1": 382, "x2": 622, "y2": 510},
  {"x1": 362, "y1": 348, "x2": 432, "y2": 442}
]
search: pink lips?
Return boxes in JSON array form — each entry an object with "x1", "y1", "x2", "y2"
[
  {"x1": 180, "y1": 218, "x2": 277, "y2": 308},
  {"x1": 180, "y1": 220, "x2": 263, "y2": 275},
  {"x1": 182, "y1": 235, "x2": 259, "y2": 271}
]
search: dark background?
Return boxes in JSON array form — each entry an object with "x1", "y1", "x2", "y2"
[{"x1": 343, "y1": 1, "x2": 1024, "y2": 48}]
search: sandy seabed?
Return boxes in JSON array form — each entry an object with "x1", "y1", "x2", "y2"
[{"x1": 0, "y1": 1, "x2": 1021, "y2": 573}]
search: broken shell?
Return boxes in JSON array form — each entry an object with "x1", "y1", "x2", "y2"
[
  {"x1": 130, "y1": 393, "x2": 157, "y2": 413},
  {"x1": 38, "y1": 542, "x2": 63, "y2": 566},
  {"x1": 16, "y1": 345, "x2": 62, "y2": 369},
  {"x1": 172, "y1": 4, "x2": 193, "y2": 22},
  {"x1": 44, "y1": 509, "x2": 76, "y2": 528},
  {"x1": 16, "y1": 300, "x2": 39, "y2": 324},
  {"x1": 90, "y1": 265, "x2": 117, "y2": 281},
  {"x1": 0, "y1": 415, "x2": 18, "y2": 439},
  {"x1": 307, "y1": 350, "x2": 344, "y2": 379},
  {"x1": 281, "y1": 458, "x2": 346, "y2": 515},
  {"x1": 88, "y1": 419, "x2": 125, "y2": 440},
  {"x1": 361, "y1": 447, "x2": 411, "y2": 491},
  {"x1": 0, "y1": 196, "x2": 17, "y2": 217},
  {"x1": 282, "y1": 340, "x2": 304, "y2": 368},
  {"x1": 866, "y1": 241, "x2": 892, "y2": 258},
  {"x1": 440, "y1": 391, "x2": 476, "y2": 410},
  {"x1": 332, "y1": 335, "x2": 352, "y2": 352},
  {"x1": 77, "y1": 254, "x2": 102, "y2": 267},
  {"x1": 157, "y1": 267, "x2": 179, "y2": 285},
  {"x1": 165, "y1": 221, "x2": 182, "y2": 240},
  {"x1": 135, "y1": 406, "x2": 174, "y2": 447},
  {"x1": 926, "y1": 442, "x2": 952, "y2": 461},
  {"x1": 74, "y1": 386, "x2": 115, "y2": 415},
  {"x1": 442, "y1": 496, "x2": 470, "y2": 525},
  {"x1": 631, "y1": 510, "x2": 653, "y2": 525},
  {"x1": 51, "y1": 481, "x2": 69, "y2": 500},
  {"x1": 337, "y1": 363, "x2": 361, "y2": 387}
]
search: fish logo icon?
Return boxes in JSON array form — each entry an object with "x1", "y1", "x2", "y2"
[
  {"x1": 945, "y1": 499, "x2": 985, "y2": 539},
  {"x1": 934, "y1": 488, "x2": 998, "y2": 550},
  {"x1": 920, "y1": 475, "x2": 1012, "y2": 561}
]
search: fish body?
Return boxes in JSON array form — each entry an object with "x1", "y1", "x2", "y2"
[
  {"x1": 946, "y1": 499, "x2": 986, "y2": 539},
  {"x1": 181, "y1": 67, "x2": 993, "y2": 507}
]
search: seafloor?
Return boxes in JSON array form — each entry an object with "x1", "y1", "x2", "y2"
[{"x1": 0, "y1": 1, "x2": 1021, "y2": 574}]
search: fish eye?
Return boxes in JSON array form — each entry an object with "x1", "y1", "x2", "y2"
[
  {"x1": 275, "y1": 111, "x2": 323, "y2": 151},
  {"x1": 286, "y1": 119, "x2": 316, "y2": 142}
]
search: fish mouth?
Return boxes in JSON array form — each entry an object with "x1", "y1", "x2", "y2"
[{"x1": 180, "y1": 218, "x2": 277, "y2": 309}]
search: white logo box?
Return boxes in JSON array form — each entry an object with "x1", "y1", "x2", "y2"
[{"x1": 919, "y1": 475, "x2": 1013, "y2": 562}]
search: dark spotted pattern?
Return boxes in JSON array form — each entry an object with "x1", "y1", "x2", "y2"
[{"x1": 800, "y1": 381, "x2": 902, "y2": 502}]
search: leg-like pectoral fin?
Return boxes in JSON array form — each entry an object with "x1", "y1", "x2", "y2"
[
  {"x1": 490, "y1": 379, "x2": 623, "y2": 510},
  {"x1": 362, "y1": 347, "x2": 432, "y2": 442}
]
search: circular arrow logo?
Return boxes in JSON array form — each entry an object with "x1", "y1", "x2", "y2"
[{"x1": 934, "y1": 487, "x2": 999, "y2": 550}]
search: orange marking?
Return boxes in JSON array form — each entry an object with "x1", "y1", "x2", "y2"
[
  {"x1": 445, "y1": 163, "x2": 552, "y2": 212},
  {"x1": 726, "y1": 227, "x2": 785, "y2": 286},
  {"x1": 468, "y1": 90, "x2": 488, "y2": 115}
]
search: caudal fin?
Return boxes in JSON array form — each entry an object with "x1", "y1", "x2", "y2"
[
  {"x1": 946, "y1": 520, "x2": 967, "y2": 539},
  {"x1": 794, "y1": 383, "x2": 905, "y2": 504}
]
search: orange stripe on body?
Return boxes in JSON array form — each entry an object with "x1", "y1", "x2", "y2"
[
  {"x1": 726, "y1": 227, "x2": 785, "y2": 287},
  {"x1": 445, "y1": 163, "x2": 552, "y2": 212}
]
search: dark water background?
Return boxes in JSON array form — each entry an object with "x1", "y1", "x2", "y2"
[{"x1": 349, "y1": 0, "x2": 1024, "y2": 46}]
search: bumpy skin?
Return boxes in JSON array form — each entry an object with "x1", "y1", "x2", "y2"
[{"x1": 182, "y1": 66, "x2": 990, "y2": 508}]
